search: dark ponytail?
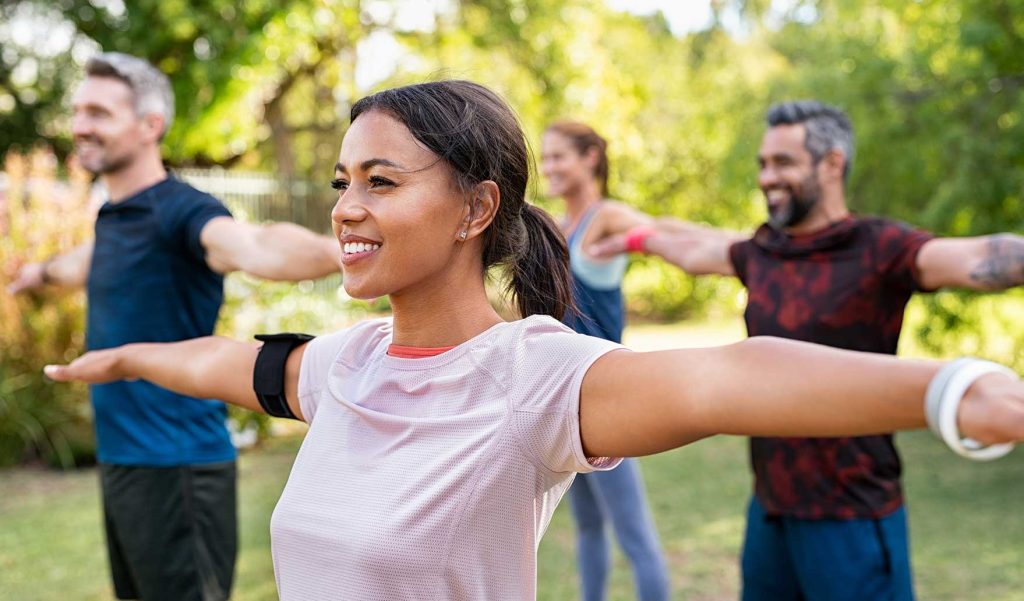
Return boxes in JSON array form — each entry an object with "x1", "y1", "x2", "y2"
[
  {"x1": 350, "y1": 80, "x2": 575, "y2": 319},
  {"x1": 507, "y1": 204, "x2": 574, "y2": 320}
]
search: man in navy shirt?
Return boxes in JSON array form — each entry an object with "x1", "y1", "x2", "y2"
[
  {"x1": 9, "y1": 53, "x2": 341, "y2": 601},
  {"x1": 591, "y1": 101, "x2": 1024, "y2": 600}
]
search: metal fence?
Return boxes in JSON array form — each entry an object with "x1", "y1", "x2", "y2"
[
  {"x1": 1, "y1": 167, "x2": 343, "y2": 291},
  {"x1": 0, "y1": 168, "x2": 338, "y2": 233},
  {"x1": 176, "y1": 168, "x2": 337, "y2": 235},
  {"x1": 177, "y1": 169, "x2": 343, "y2": 293}
]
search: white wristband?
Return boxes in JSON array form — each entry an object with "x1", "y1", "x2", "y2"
[
  {"x1": 924, "y1": 358, "x2": 972, "y2": 440},
  {"x1": 925, "y1": 358, "x2": 1017, "y2": 461}
]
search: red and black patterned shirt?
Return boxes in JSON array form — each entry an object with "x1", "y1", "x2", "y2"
[{"x1": 728, "y1": 216, "x2": 933, "y2": 519}]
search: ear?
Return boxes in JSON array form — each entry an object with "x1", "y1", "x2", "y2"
[
  {"x1": 140, "y1": 113, "x2": 166, "y2": 144},
  {"x1": 583, "y1": 145, "x2": 601, "y2": 171},
  {"x1": 819, "y1": 148, "x2": 846, "y2": 184},
  {"x1": 457, "y1": 181, "x2": 500, "y2": 242}
]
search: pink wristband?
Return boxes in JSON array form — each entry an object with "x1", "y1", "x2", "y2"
[{"x1": 624, "y1": 226, "x2": 654, "y2": 253}]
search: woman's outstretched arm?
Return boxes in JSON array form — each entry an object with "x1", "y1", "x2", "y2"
[
  {"x1": 44, "y1": 336, "x2": 308, "y2": 420},
  {"x1": 579, "y1": 337, "x2": 1024, "y2": 458}
]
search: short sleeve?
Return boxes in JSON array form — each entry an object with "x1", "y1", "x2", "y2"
[
  {"x1": 728, "y1": 239, "x2": 752, "y2": 285},
  {"x1": 875, "y1": 220, "x2": 934, "y2": 293},
  {"x1": 159, "y1": 183, "x2": 232, "y2": 262},
  {"x1": 183, "y1": 195, "x2": 232, "y2": 262},
  {"x1": 509, "y1": 318, "x2": 623, "y2": 474},
  {"x1": 295, "y1": 329, "x2": 354, "y2": 423},
  {"x1": 293, "y1": 320, "x2": 390, "y2": 423}
]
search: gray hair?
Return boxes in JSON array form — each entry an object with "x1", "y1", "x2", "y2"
[
  {"x1": 85, "y1": 52, "x2": 174, "y2": 138},
  {"x1": 766, "y1": 100, "x2": 854, "y2": 182}
]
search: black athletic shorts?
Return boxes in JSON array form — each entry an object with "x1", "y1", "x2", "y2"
[{"x1": 99, "y1": 461, "x2": 237, "y2": 601}]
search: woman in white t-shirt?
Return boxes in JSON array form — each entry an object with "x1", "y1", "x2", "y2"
[{"x1": 47, "y1": 81, "x2": 1024, "y2": 601}]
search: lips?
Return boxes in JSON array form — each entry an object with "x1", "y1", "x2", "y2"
[
  {"x1": 339, "y1": 235, "x2": 382, "y2": 265},
  {"x1": 765, "y1": 188, "x2": 790, "y2": 211},
  {"x1": 75, "y1": 135, "x2": 102, "y2": 149}
]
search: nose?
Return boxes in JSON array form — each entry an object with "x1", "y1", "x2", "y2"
[
  {"x1": 540, "y1": 156, "x2": 555, "y2": 177},
  {"x1": 330, "y1": 188, "x2": 369, "y2": 230},
  {"x1": 758, "y1": 164, "x2": 779, "y2": 190},
  {"x1": 70, "y1": 110, "x2": 91, "y2": 138}
]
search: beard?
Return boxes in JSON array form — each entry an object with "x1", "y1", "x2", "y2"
[
  {"x1": 75, "y1": 137, "x2": 134, "y2": 175},
  {"x1": 766, "y1": 172, "x2": 821, "y2": 230}
]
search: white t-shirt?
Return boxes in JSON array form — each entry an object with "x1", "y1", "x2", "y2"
[{"x1": 269, "y1": 315, "x2": 622, "y2": 600}]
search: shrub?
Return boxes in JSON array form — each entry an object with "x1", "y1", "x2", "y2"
[{"x1": 0, "y1": 148, "x2": 96, "y2": 468}]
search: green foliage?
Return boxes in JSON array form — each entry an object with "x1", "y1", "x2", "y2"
[
  {"x1": 738, "y1": 0, "x2": 1024, "y2": 367},
  {"x1": 0, "y1": 148, "x2": 94, "y2": 467},
  {"x1": 4, "y1": 0, "x2": 1024, "y2": 464}
]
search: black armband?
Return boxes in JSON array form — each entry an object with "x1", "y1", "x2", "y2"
[{"x1": 253, "y1": 333, "x2": 314, "y2": 420}]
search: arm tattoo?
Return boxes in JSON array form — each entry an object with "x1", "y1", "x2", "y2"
[{"x1": 969, "y1": 234, "x2": 1024, "y2": 289}]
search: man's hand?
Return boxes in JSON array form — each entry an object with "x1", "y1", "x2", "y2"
[
  {"x1": 588, "y1": 232, "x2": 630, "y2": 259},
  {"x1": 6, "y1": 243, "x2": 93, "y2": 292},
  {"x1": 7, "y1": 261, "x2": 47, "y2": 294}
]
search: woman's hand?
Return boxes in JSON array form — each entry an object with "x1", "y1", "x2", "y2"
[{"x1": 44, "y1": 348, "x2": 133, "y2": 384}]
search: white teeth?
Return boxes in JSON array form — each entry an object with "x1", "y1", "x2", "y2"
[{"x1": 343, "y1": 242, "x2": 380, "y2": 255}]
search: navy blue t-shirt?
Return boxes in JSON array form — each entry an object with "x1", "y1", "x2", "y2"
[{"x1": 86, "y1": 176, "x2": 236, "y2": 466}]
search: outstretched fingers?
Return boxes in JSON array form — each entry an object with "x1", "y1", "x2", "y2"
[{"x1": 43, "y1": 350, "x2": 127, "y2": 384}]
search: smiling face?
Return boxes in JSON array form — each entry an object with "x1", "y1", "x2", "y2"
[
  {"x1": 540, "y1": 131, "x2": 597, "y2": 198},
  {"x1": 70, "y1": 76, "x2": 156, "y2": 175},
  {"x1": 331, "y1": 110, "x2": 471, "y2": 300},
  {"x1": 757, "y1": 123, "x2": 823, "y2": 230}
]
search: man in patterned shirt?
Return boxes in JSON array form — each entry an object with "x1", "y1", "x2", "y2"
[{"x1": 591, "y1": 100, "x2": 1024, "y2": 600}]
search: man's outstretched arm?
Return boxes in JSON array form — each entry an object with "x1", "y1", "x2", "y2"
[
  {"x1": 590, "y1": 217, "x2": 744, "y2": 277},
  {"x1": 201, "y1": 217, "x2": 341, "y2": 282},
  {"x1": 917, "y1": 234, "x2": 1024, "y2": 291},
  {"x1": 7, "y1": 241, "x2": 94, "y2": 293}
]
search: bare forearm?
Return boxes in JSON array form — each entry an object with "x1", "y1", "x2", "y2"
[
  {"x1": 46, "y1": 335, "x2": 311, "y2": 418},
  {"x1": 582, "y1": 338, "x2": 938, "y2": 457},
  {"x1": 244, "y1": 223, "x2": 340, "y2": 281},
  {"x1": 643, "y1": 230, "x2": 702, "y2": 270},
  {"x1": 643, "y1": 221, "x2": 740, "y2": 276},
  {"x1": 688, "y1": 338, "x2": 932, "y2": 437},
  {"x1": 45, "y1": 243, "x2": 93, "y2": 287},
  {"x1": 117, "y1": 337, "x2": 261, "y2": 411},
  {"x1": 9, "y1": 242, "x2": 93, "y2": 293},
  {"x1": 969, "y1": 234, "x2": 1024, "y2": 290}
]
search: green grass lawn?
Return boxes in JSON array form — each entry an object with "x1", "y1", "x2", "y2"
[{"x1": 2, "y1": 320, "x2": 1022, "y2": 600}]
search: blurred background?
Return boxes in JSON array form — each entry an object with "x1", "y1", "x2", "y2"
[{"x1": 1, "y1": 1, "x2": 1022, "y2": 599}]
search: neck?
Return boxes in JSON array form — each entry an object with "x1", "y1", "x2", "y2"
[
  {"x1": 784, "y1": 190, "x2": 850, "y2": 236},
  {"x1": 388, "y1": 258, "x2": 504, "y2": 348},
  {"x1": 102, "y1": 149, "x2": 167, "y2": 202},
  {"x1": 561, "y1": 179, "x2": 603, "y2": 232}
]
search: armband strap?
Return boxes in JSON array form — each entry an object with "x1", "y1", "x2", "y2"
[{"x1": 253, "y1": 333, "x2": 314, "y2": 420}]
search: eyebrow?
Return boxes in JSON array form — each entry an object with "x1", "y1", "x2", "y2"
[
  {"x1": 758, "y1": 152, "x2": 797, "y2": 162},
  {"x1": 334, "y1": 158, "x2": 408, "y2": 173}
]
